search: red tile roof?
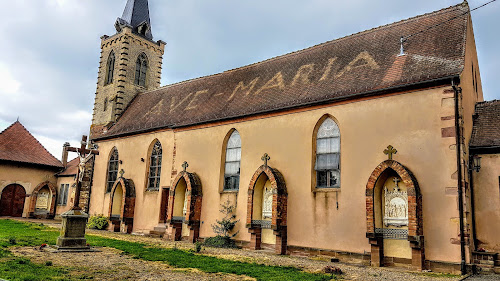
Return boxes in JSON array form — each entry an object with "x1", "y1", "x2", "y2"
[
  {"x1": 0, "y1": 121, "x2": 63, "y2": 168},
  {"x1": 95, "y1": 3, "x2": 469, "y2": 140},
  {"x1": 57, "y1": 157, "x2": 78, "y2": 176},
  {"x1": 470, "y1": 100, "x2": 500, "y2": 148}
]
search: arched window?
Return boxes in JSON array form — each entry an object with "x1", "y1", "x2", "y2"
[
  {"x1": 147, "y1": 141, "x2": 162, "y2": 190},
  {"x1": 103, "y1": 97, "x2": 108, "y2": 111},
  {"x1": 224, "y1": 130, "x2": 241, "y2": 190},
  {"x1": 106, "y1": 148, "x2": 119, "y2": 192},
  {"x1": 315, "y1": 118, "x2": 340, "y2": 188},
  {"x1": 105, "y1": 51, "x2": 115, "y2": 85},
  {"x1": 135, "y1": 53, "x2": 148, "y2": 87}
]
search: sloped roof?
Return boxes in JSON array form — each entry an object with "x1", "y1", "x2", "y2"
[
  {"x1": 57, "y1": 158, "x2": 78, "y2": 176},
  {"x1": 470, "y1": 100, "x2": 500, "y2": 148},
  {"x1": 97, "y1": 3, "x2": 469, "y2": 140},
  {"x1": 0, "y1": 121, "x2": 63, "y2": 168}
]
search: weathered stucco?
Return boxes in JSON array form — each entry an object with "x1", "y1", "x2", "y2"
[
  {"x1": 90, "y1": 84, "x2": 469, "y2": 264},
  {"x1": 473, "y1": 154, "x2": 500, "y2": 252}
]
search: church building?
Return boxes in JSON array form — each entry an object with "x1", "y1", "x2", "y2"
[{"x1": 81, "y1": 0, "x2": 499, "y2": 274}]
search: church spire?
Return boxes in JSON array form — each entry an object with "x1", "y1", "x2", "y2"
[{"x1": 115, "y1": 0, "x2": 153, "y2": 40}]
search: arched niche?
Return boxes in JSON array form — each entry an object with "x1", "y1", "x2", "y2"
[
  {"x1": 108, "y1": 177, "x2": 136, "y2": 233},
  {"x1": 167, "y1": 171, "x2": 202, "y2": 243},
  {"x1": 365, "y1": 160, "x2": 424, "y2": 270},
  {"x1": 29, "y1": 181, "x2": 57, "y2": 219},
  {"x1": 246, "y1": 165, "x2": 287, "y2": 254}
]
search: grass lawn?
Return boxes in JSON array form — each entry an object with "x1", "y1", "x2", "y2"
[{"x1": 0, "y1": 219, "x2": 333, "y2": 281}]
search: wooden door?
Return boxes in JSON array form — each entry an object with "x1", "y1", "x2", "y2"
[
  {"x1": 159, "y1": 187, "x2": 169, "y2": 223},
  {"x1": 0, "y1": 184, "x2": 26, "y2": 217}
]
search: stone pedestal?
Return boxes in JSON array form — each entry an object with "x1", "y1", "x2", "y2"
[{"x1": 56, "y1": 209, "x2": 90, "y2": 251}]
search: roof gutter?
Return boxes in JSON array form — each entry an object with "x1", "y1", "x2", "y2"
[{"x1": 94, "y1": 75, "x2": 460, "y2": 141}]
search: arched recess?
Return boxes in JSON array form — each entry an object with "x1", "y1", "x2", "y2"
[
  {"x1": 29, "y1": 181, "x2": 57, "y2": 219},
  {"x1": 108, "y1": 177, "x2": 136, "y2": 233},
  {"x1": 365, "y1": 160, "x2": 424, "y2": 270},
  {"x1": 0, "y1": 184, "x2": 27, "y2": 217},
  {"x1": 167, "y1": 171, "x2": 203, "y2": 243},
  {"x1": 246, "y1": 165, "x2": 287, "y2": 254},
  {"x1": 219, "y1": 128, "x2": 242, "y2": 192}
]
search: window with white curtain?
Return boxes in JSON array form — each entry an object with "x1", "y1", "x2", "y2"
[
  {"x1": 315, "y1": 118, "x2": 340, "y2": 188},
  {"x1": 224, "y1": 130, "x2": 241, "y2": 190}
]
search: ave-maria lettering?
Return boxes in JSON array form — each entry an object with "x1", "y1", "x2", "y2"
[{"x1": 167, "y1": 51, "x2": 379, "y2": 113}]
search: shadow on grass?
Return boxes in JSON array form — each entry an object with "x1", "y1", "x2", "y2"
[{"x1": 0, "y1": 219, "x2": 333, "y2": 281}]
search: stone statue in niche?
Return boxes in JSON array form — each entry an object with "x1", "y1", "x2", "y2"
[
  {"x1": 384, "y1": 177, "x2": 408, "y2": 227},
  {"x1": 182, "y1": 191, "x2": 189, "y2": 217},
  {"x1": 262, "y1": 186, "x2": 273, "y2": 219}
]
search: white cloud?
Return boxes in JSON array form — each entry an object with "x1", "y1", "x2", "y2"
[{"x1": 0, "y1": 63, "x2": 21, "y2": 95}]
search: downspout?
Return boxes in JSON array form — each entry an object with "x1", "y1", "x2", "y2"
[
  {"x1": 468, "y1": 154, "x2": 478, "y2": 251},
  {"x1": 452, "y1": 80, "x2": 466, "y2": 275}
]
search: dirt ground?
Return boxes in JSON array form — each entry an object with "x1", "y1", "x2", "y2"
[{"x1": 7, "y1": 218, "x2": 493, "y2": 280}]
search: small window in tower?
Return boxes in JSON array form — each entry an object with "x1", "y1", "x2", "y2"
[
  {"x1": 135, "y1": 54, "x2": 148, "y2": 87},
  {"x1": 105, "y1": 51, "x2": 115, "y2": 85},
  {"x1": 104, "y1": 97, "x2": 108, "y2": 112}
]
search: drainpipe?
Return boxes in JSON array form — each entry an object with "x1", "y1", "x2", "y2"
[
  {"x1": 452, "y1": 80, "x2": 466, "y2": 275},
  {"x1": 468, "y1": 154, "x2": 478, "y2": 251}
]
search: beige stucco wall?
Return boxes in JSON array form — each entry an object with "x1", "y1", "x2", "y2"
[
  {"x1": 90, "y1": 84, "x2": 467, "y2": 263},
  {"x1": 0, "y1": 163, "x2": 58, "y2": 217},
  {"x1": 473, "y1": 154, "x2": 500, "y2": 252}
]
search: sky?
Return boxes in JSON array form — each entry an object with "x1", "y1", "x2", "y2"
[{"x1": 0, "y1": 0, "x2": 498, "y2": 160}]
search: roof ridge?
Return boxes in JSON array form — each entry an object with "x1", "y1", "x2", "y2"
[
  {"x1": 476, "y1": 99, "x2": 500, "y2": 105},
  {"x1": 136, "y1": 2, "x2": 467, "y2": 97},
  {"x1": 0, "y1": 120, "x2": 20, "y2": 135},
  {"x1": 17, "y1": 122, "x2": 63, "y2": 166}
]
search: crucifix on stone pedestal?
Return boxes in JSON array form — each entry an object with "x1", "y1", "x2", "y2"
[
  {"x1": 66, "y1": 135, "x2": 99, "y2": 210},
  {"x1": 56, "y1": 135, "x2": 99, "y2": 251}
]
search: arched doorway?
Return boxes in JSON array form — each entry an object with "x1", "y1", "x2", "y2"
[
  {"x1": 246, "y1": 164, "x2": 287, "y2": 254},
  {"x1": 0, "y1": 184, "x2": 26, "y2": 217},
  {"x1": 29, "y1": 181, "x2": 57, "y2": 219},
  {"x1": 167, "y1": 170, "x2": 203, "y2": 243},
  {"x1": 366, "y1": 160, "x2": 424, "y2": 270},
  {"x1": 108, "y1": 178, "x2": 136, "y2": 233}
]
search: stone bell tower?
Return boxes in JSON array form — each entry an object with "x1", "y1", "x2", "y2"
[{"x1": 91, "y1": 0, "x2": 165, "y2": 138}]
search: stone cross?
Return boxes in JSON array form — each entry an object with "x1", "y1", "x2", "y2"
[
  {"x1": 261, "y1": 153, "x2": 270, "y2": 167},
  {"x1": 66, "y1": 135, "x2": 99, "y2": 211},
  {"x1": 393, "y1": 177, "x2": 400, "y2": 191},
  {"x1": 182, "y1": 161, "x2": 189, "y2": 172},
  {"x1": 383, "y1": 145, "x2": 397, "y2": 160},
  {"x1": 119, "y1": 169, "x2": 125, "y2": 178}
]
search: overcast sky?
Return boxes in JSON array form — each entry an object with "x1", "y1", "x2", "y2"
[{"x1": 0, "y1": 0, "x2": 498, "y2": 159}]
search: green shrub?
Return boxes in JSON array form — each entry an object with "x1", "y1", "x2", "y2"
[
  {"x1": 195, "y1": 241, "x2": 202, "y2": 253},
  {"x1": 87, "y1": 214, "x2": 109, "y2": 230},
  {"x1": 45, "y1": 261, "x2": 53, "y2": 266},
  {"x1": 203, "y1": 235, "x2": 238, "y2": 248}
]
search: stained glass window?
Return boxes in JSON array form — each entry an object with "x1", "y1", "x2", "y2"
[
  {"x1": 135, "y1": 53, "x2": 148, "y2": 87},
  {"x1": 224, "y1": 131, "x2": 241, "y2": 190},
  {"x1": 105, "y1": 51, "x2": 115, "y2": 85},
  {"x1": 147, "y1": 141, "x2": 162, "y2": 190},
  {"x1": 315, "y1": 118, "x2": 340, "y2": 188},
  {"x1": 106, "y1": 148, "x2": 119, "y2": 192}
]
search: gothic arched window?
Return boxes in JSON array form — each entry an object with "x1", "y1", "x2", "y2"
[
  {"x1": 106, "y1": 148, "x2": 119, "y2": 192},
  {"x1": 147, "y1": 141, "x2": 162, "y2": 190},
  {"x1": 105, "y1": 51, "x2": 115, "y2": 85},
  {"x1": 315, "y1": 118, "x2": 340, "y2": 188},
  {"x1": 224, "y1": 130, "x2": 241, "y2": 190},
  {"x1": 135, "y1": 53, "x2": 148, "y2": 87}
]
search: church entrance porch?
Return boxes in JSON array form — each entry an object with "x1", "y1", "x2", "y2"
[
  {"x1": 167, "y1": 165, "x2": 203, "y2": 243},
  {"x1": 108, "y1": 177, "x2": 136, "y2": 234},
  {"x1": 0, "y1": 184, "x2": 26, "y2": 217},
  {"x1": 366, "y1": 159, "x2": 424, "y2": 270},
  {"x1": 246, "y1": 161, "x2": 287, "y2": 255},
  {"x1": 28, "y1": 181, "x2": 57, "y2": 219}
]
